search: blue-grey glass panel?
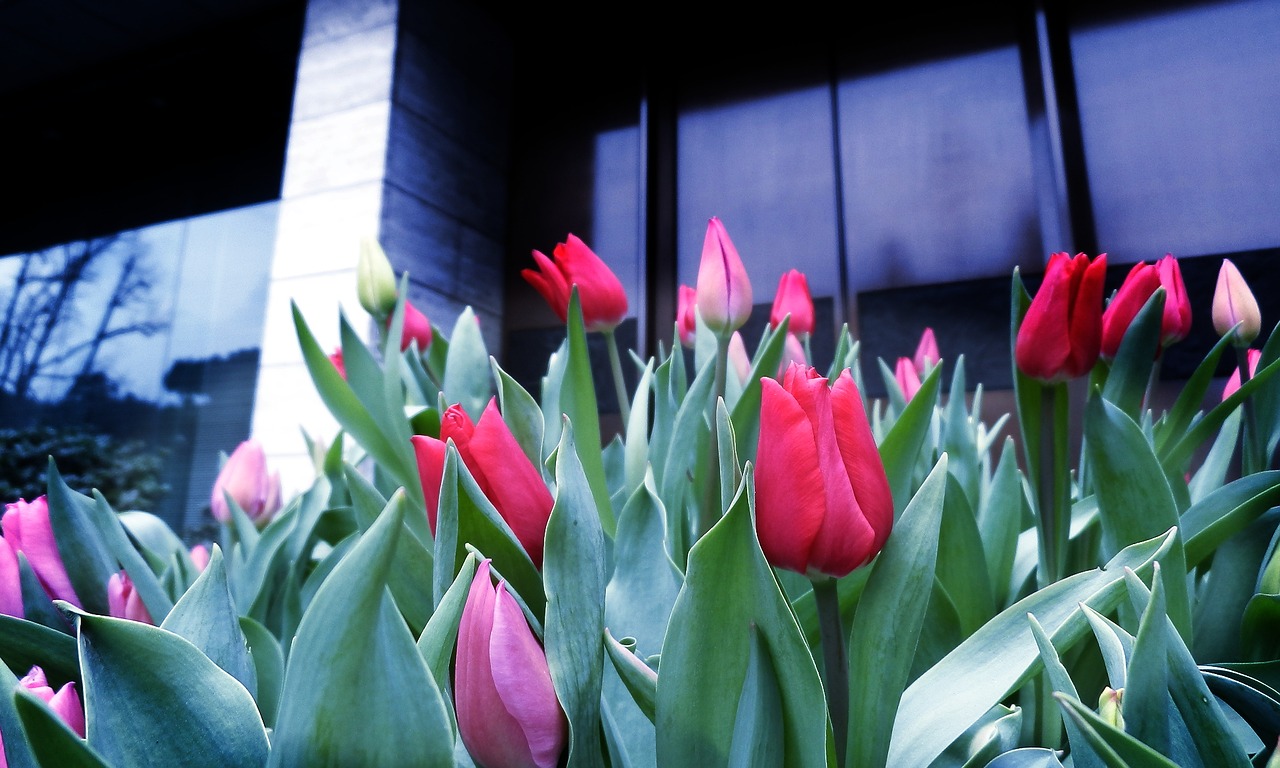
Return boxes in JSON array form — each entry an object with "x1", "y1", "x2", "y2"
[
  {"x1": 838, "y1": 45, "x2": 1041, "y2": 292},
  {"x1": 1072, "y1": 0, "x2": 1280, "y2": 261}
]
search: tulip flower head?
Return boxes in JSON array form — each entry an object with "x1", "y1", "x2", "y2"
[
  {"x1": 696, "y1": 217, "x2": 752, "y2": 337},
  {"x1": 2, "y1": 497, "x2": 79, "y2": 608},
  {"x1": 412, "y1": 399, "x2": 554, "y2": 568},
  {"x1": 0, "y1": 536, "x2": 21, "y2": 619},
  {"x1": 1015, "y1": 252, "x2": 1107, "y2": 382},
  {"x1": 210, "y1": 439, "x2": 282, "y2": 528},
  {"x1": 522, "y1": 234, "x2": 628, "y2": 332},
  {"x1": 776, "y1": 333, "x2": 807, "y2": 377},
  {"x1": 913, "y1": 328, "x2": 940, "y2": 374},
  {"x1": 328, "y1": 348, "x2": 346, "y2": 380},
  {"x1": 755, "y1": 364, "x2": 893, "y2": 578},
  {"x1": 676, "y1": 284, "x2": 698, "y2": 348},
  {"x1": 895, "y1": 357, "x2": 922, "y2": 401},
  {"x1": 456, "y1": 561, "x2": 566, "y2": 768},
  {"x1": 770, "y1": 269, "x2": 815, "y2": 337},
  {"x1": 107, "y1": 571, "x2": 153, "y2": 625},
  {"x1": 357, "y1": 237, "x2": 400, "y2": 318},
  {"x1": 1222, "y1": 348, "x2": 1263, "y2": 401},
  {"x1": 1212, "y1": 259, "x2": 1261, "y2": 347},
  {"x1": 13, "y1": 666, "x2": 85, "y2": 741},
  {"x1": 1156, "y1": 255, "x2": 1192, "y2": 346},
  {"x1": 189, "y1": 544, "x2": 211, "y2": 573},
  {"x1": 388, "y1": 300, "x2": 434, "y2": 353},
  {"x1": 727, "y1": 332, "x2": 752, "y2": 385},
  {"x1": 1100, "y1": 261, "x2": 1163, "y2": 359}
]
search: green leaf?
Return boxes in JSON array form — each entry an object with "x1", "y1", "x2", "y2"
[
  {"x1": 417, "y1": 553, "x2": 478, "y2": 694},
  {"x1": 0, "y1": 615, "x2": 78, "y2": 684},
  {"x1": 160, "y1": 545, "x2": 255, "y2": 695},
  {"x1": 878, "y1": 363, "x2": 943, "y2": 516},
  {"x1": 1082, "y1": 605, "x2": 1134, "y2": 689},
  {"x1": 659, "y1": 355, "x2": 715, "y2": 558},
  {"x1": 17, "y1": 554, "x2": 72, "y2": 634},
  {"x1": 623, "y1": 362, "x2": 656, "y2": 499},
  {"x1": 1162, "y1": 355, "x2": 1280, "y2": 472},
  {"x1": 443, "y1": 307, "x2": 492, "y2": 421},
  {"x1": 492, "y1": 358, "x2": 546, "y2": 473},
  {"x1": 44, "y1": 460, "x2": 115, "y2": 616},
  {"x1": 74, "y1": 610, "x2": 268, "y2": 767},
  {"x1": 604, "y1": 630, "x2": 657, "y2": 723},
  {"x1": 1181, "y1": 471, "x2": 1280, "y2": 568},
  {"x1": 1153, "y1": 331, "x2": 1235, "y2": 456},
  {"x1": 656, "y1": 467, "x2": 829, "y2": 767},
  {"x1": 1189, "y1": 409, "x2": 1241, "y2": 504},
  {"x1": 1102, "y1": 290, "x2": 1164, "y2": 419},
  {"x1": 1010, "y1": 270, "x2": 1045, "y2": 498},
  {"x1": 560, "y1": 290, "x2": 616, "y2": 536},
  {"x1": 728, "y1": 625, "x2": 786, "y2": 768},
  {"x1": 847, "y1": 456, "x2": 947, "y2": 768},
  {"x1": 605, "y1": 474, "x2": 682, "y2": 658},
  {"x1": 239, "y1": 616, "x2": 283, "y2": 729},
  {"x1": 982, "y1": 747, "x2": 1065, "y2": 768},
  {"x1": 0, "y1": 661, "x2": 38, "y2": 768},
  {"x1": 1056, "y1": 693, "x2": 1181, "y2": 768},
  {"x1": 1027, "y1": 614, "x2": 1105, "y2": 768},
  {"x1": 89, "y1": 492, "x2": 173, "y2": 622},
  {"x1": 544, "y1": 422, "x2": 608, "y2": 768},
  {"x1": 937, "y1": 473, "x2": 995, "y2": 636},
  {"x1": 886, "y1": 528, "x2": 1177, "y2": 767},
  {"x1": 268, "y1": 491, "x2": 453, "y2": 767},
  {"x1": 980, "y1": 439, "x2": 1027, "y2": 607},
  {"x1": 943, "y1": 357, "x2": 981, "y2": 509},
  {"x1": 14, "y1": 687, "x2": 109, "y2": 768}
]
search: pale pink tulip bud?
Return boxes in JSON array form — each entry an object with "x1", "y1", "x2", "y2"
[
  {"x1": 914, "y1": 328, "x2": 940, "y2": 373},
  {"x1": 696, "y1": 217, "x2": 752, "y2": 337},
  {"x1": 2, "y1": 497, "x2": 79, "y2": 608},
  {"x1": 727, "y1": 332, "x2": 752, "y2": 385},
  {"x1": 1212, "y1": 259, "x2": 1261, "y2": 347},
  {"x1": 776, "y1": 333, "x2": 807, "y2": 378},
  {"x1": 676, "y1": 285, "x2": 697, "y2": 348},
  {"x1": 210, "y1": 440, "x2": 281, "y2": 527},
  {"x1": 189, "y1": 544, "x2": 210, "y2": 573}
]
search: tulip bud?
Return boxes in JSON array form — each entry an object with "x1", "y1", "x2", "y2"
[
  {"x1": 914, "y1": 328, "x2": 940, "y2": 373},
  {"x1": 1222, "y1": 348, "x2": 1262, "y2": 401},
  {"x1": 676, "y1": 284, "x2": 698, "y2": 348},
  {"x1": 1213, "y1": 259, "x2": 1261, "y2": 347},
  {"x1": 0, "y1": 537, "x2": 21, "y2": 619},
  {"x1": 1098, "y1": 687, "x2": 1124, "y2": 730},
  {"x1": 16, "y1": 665, "x2": 85, "y2": 739},
  {"x1": 522, "y1": 234, "x2": 628, "y2": 332},
  {"x1": 1156, "y1": 255, "x2": 1191, "y2": 346},
  {"x1": 1015, "y1": 252, "x2": 1107, "y2": 382},
  {"x1": 2, "y1": 496, "x2": 79, "y2": 607},
  {"x1": 387, "y1": 300, "x2": 433, "y2": 353},
  {"x1": 1100, "y1": 261, "x2": 1162, "y2": 360},
  {"x1": 727, "y1": 332, "x2": 752, "y2": 385},
  {"x1": 357, "y1": 238, "x2": 400, "y2": 318},
  {"x1": 776, "y1": 333, "x2": 807, "y2": 377},
  {"x1": 210, "y1": 439, "x2": 282, "y2": 527},
  {"x1": 456, "y1": 561, "x2": 566, "y2": 768},
  {"x1": 755, "y1": 365, "x2": 893, "y2": 577},
  {"x1": 189, "y1": 544, "x2": 211, "y2": 573},
  {"x1": 107, "y1": 571, "x2": 153, "y2": 624},
  {"x1": 895, "y1": 357, "x2": 922, "y2": 401},
  {"x1": 696, "y1": 217, "x2": 752, "y2": 337},
  {"x1": 328, "y1": 348, "x2": 346, "y2": 380},
  {"x1": 770, "y1": 269, "x2": 815, "y2": 337}
]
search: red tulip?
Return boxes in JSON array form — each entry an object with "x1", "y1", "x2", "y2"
[
  {"x1": 1156, "y1": 255, "x2": 1191, "y2": 346},
  {"x1": 755, "y1": 364, "x2": 893, "y2": 578},
  {"x1": 2, "y1": 497, "x2": 79, "y2": 608},
  {"x1": 676, "y1": 284, "x2": 697, "y2": 348},
  {"x1": 455, "y1": 560, "x2": 566, "y2": 768},
  {"x1": 770, "y1": 269, "x2": 814, "y2": 337},
  {"x1": 107, "y1": 571, "x2": 153, "y2": 625},
  {"x1": 387, "y1": 300, "x2": 433, "y2": 353},
  {"x1": 412, "y1": 400, "x2": 554, "y2": 568},
  {"x1": 696, "y1": 217, "x2": 752, "y2": 336},
  {"x1": 913, "y1": 328, "x2": 940, "y2": 373},
  {"x1": 1015, "y1": 252, "x2": 1107, "y2": 382},
  {"x1": 895, "y1": 357, "x2": 922, "y2": 401},
  {"x1": 522, "y1": 234, "x2": 628, "y2": 332},
  {"x1": 1100, "y1": 261, "x2": 1163, "y2": 359},
  {"x1": 1222, "y1": 348, "x2": 1262, "y2": 401}
]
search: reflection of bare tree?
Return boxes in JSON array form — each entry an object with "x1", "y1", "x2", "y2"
[{"x1": 0, "y1": 235, "x2": 166, "y2": 402}]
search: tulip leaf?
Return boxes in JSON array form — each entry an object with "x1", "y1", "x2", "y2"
[
  {"x1": 943, "y1": 357, "x2": 981, "y2": 509},
  {"x1": 44, "y1": 460, "x2": 116, "y2": 616},
  {"x1": 17, "y1": 553, "x2": 72, "y2": 634},
  {"x1": 72, "y1": 609, "x2": 267, "y2": 768},
  {"x1": 1192, "y1": 518, "x2": 1274, "y2": 662},
  {"x1": 1153, "y1": 330, "x2": 1235, "y2": 457},
  {"x1": 1161, "y1": 355, "x2": 1280, "y2": 473},
  {"x1": 979, "y1": 439, "x2": 1027, "y2": 607},
  {"x1": 239, "y1": 616, "x2": 283, "y2": 729},
  {"x1": 886, "y1": 528, "x2": 1176, "y2": 767},
  {"x1": 1181, "y1": 470, "x2": 1280, "y2": 569},
  {"x1": 1010, "y1": 269, "x2": 1045, "y2": 495},
  {"x1": 13, "y1": 687, "x2": 108, "y2": 768},
  {"x1": 433, "y1": 446, "x2": 544, "y2": 621},
  {"x1": 606, "y1": 473, "x2": 682, "y2": 659},
  {"x1": 937, "y1": 473, "x2": 995, "y2": 637},
  {"x1": 0, "y1": 615, "x2": 79, "y2": 685},
  {"x1": 604, "y1": 630, "x2": 657, "y2": 724},
  {"x1": 160, "y1": 545, "x2": 256, "y2": 696},
  {"x1": 444, "y1": 307, "x2": 492, "y2": 422},
  {"x1": 728, "y1": 624, "x2": 786, "y2": 768},
  {"x1": 89, "y1": 492, "x2": 173, "y2": 623},
  {"x1": 417, "y1": 553, "x2": 479, "y2": 694},
  {"x1": 660, "y1": 356, "x2": 715, "y2": 562},
  {"x1": 982, "y1": 747, "x2": 1066, "y2": 768},
  {"x1": 729, "y1": 321, "x2": 789, "y2": 460},
  {"x1": 544, "y1": 421, "x2": 608, "y2": 768},
  {"x1": 1055, "y1": 693, "x2": 1181, "y2": 768},
  {"x1": 1027, "y1": 614, "x2": 1105, "y2": 768},
  {"x1": 878, "y1": 362, "x2": 943, "y2": 516},
  {"x1": 0, "y1": 660, "x2": 38, "y2": 768},
  {"x1": 623, "y1": 362, "x2": 656, "y2": 499},
  {"x1": 560, "y1": 290, "x2": 615, "y2": 536},
  {"x1": 339, "y1": 311, "x2": 395, "y2": 439},
  {"x1": 1189, "y1": 409, "x2": 1240, "y2": 503},
  {"x1": 492, "y1": 358, "x2": 546, "y2": 473},
  {"x1": 268, "y1": 490, "x2": 454, "y2": 767},
  {"x1": 1082, "y1": 605, "x2": 1134, "y2": 690},
  {"x1": 1102, "y1": 290, "x2": 1164, "y2": 419},
  {"x1": 847, "y1": 455, "x2": 947, "y2": 768},
  {"x1": 656, "y1": 467, "x2": 829, "y2": 768}
]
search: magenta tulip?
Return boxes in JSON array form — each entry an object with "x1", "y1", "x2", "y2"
[
  {"x1": 1156, "y1": 255, "x2": 1192, "y2": 346},
  {"x1": 770, "y1": 269, "x2": 814, "y2": 337},
  {"x1": 523, "y1": 234, "x2": 628, "y2": 332},
  {"x1": 210, "y1": 439, "x2": 281, "y2": 527},
  {"x1": 696, "y1": 217, "x2": 752, "y2": 336},
  {"x1": 913, "y1": 328, "x2": 940, "y2": 373},
  {"x1": 17, "y1": 665, "x2": 84, "y2": 737},
  {"x1": 328, "y1": 348, "x2": 346, "y2": 380},
  {"x1": 1, "y1": 497, "x2": 79, "y2": 608},
  {"x1": 895, "y1": 357, "x2": 922, "y2": 401},
  {"x1": 456, "y1": 560, "x2": 566, "y2": 768},
  {"x1": 107, "y1": 571, "x2": 153, "y2": 625},
  {"x1": 388, "y1": 300, "x2": 433, "y2": 353},
  {"x1": 1015, "y1": 252, "x2": 1107, "y2": 382},
  {"x1": 755, "y1": 364, "x2": 893, "y2": 578},
  {"x1": 676, "y1": 284, "x2": 697, "y2": 348},
  {"x1": 1223, "y1": 348, "x2": 1263, "y2": 401}
]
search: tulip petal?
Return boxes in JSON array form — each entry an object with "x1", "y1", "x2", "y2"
[
  {"x1": 696, "y1": 217, "x2": 752, "y2": 334},
  {"x1": 47, "y1": 682, "x2": 85, "y2": 739},
  {"x1": 522, "y1": 250, "x2": 571, "y2": 323},
  {"x1": 0, "y1": 536, "x2": 23, "y2": 619},
  {"x1": 491, "y1": 582, "x2": 566, "y2": 768},
  {"x1": 1100, "y1": 261, "x2": 1160, "y2": 359},
  {"x1": 825, "y1": 372, "x2": 894, "y2": 567},
  {"x1": 2, "y1": 498, "x2": 80, "y2": 607},
  {"x1": 755, "y1": 378, "x2": 827, "y2": 573},
  {"x1": 1015, "y1": 253, "x2": 1073, "y2": 380},
  {"x1": 410, "y1": 436, "x2": 448, "y2": 534},
  {"x1": 469, "y1": 400, "x2": 554, "y2": 568},
  {"x1": 1064, "y1": 253, "x2": 1106, "y2": 377}
]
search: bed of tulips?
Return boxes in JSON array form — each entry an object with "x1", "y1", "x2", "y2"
[{"x1": 1, "y1": 219, "x2": 1280, "y2": 768}]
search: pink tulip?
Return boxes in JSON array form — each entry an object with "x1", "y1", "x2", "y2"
[
  {"x1": 522, "y1": 234, "x2": 628, "y2": 332},
  {"x1": 2, "y1": 497, "x2": 79, "y2": 608},
  {"x1": 913, "y1": 328, "x2": 940, "y2": 373},
  {"x1": 776, "y1": 333, "x2": 807, "y2": 377},
  {"x1": 107, "y1": 571, "x2": 153, "y2": 625},
  {"x1": 456, "y1": 561, "x2": 566, "y2": 768},
  {"x1": 18, "y1": 665, "x2": 84, "y2": 737},
  {"x1": 388, "y1": 300, "x2": 434, "y2": 353},
  {"x1": 895, "y1": 357, "x2": 922, "y2": 401},
  {"x1": 0, "y1": 536, "x2": 21, "y2": 619},
  {"x1": 727, "y1": 332, "x2": 752, "y2": 385},
  {"x1": 210, "y1": 439, "x2": 281, "y2": 527},
  {"x1": 769, "y1": 270, "x2": 814, "y2": 337},
  {"x1": 676, "y1": 284, "x2": 697, "y2": 348},
  {"x1": 696, "y1": 217, "x2": 752, "y2": 336},
  {"x1": 1213, "y1": 259, "x2": 1261, "y2": 347},
  {"x1": 328, "y1": 348, "x2": 346, "y2": 380},
  {"x1": 189, "y1": 544, "x2": 211, "y2": 573},
  {"x1": 1223, "y1": 348, "x2": 1263, "y2": 401}
]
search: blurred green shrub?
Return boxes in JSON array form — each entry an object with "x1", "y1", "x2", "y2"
[{"x1": 0, "y1": 426, "x2": 168, "y2": 510}]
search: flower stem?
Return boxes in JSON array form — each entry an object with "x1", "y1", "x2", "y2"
[
  {"x1": 1237, "y1": 347, "x2": 1261, "y2": 474},
  {"x1": 1036, "y1": 383, "x2": 1071, "y2": 587},
  {"x1": 813, "y1": 576, "x2": 849, "y2": 767},
  {"x1": 697, "y1": 335, "x2": 731, "y2": 541},
  {"x1": 604, "y1": 329, "x2": 631, "y2": 426}
]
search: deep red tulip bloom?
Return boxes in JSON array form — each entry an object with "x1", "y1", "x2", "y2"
[
  {"x1": 676, "y1": 284, "x2": 697, "y2": 348},
  {"x1": 1015, "y1": 252, "x2": 1107, "y2": 382},
  {"x1": 755, "y1": 364, "x2": 893, "y2": 578},
  {"x1": 1156, "y1": 255, "x2": 1191, "y2": 346},
  {"x1": 387, "y1": 300, "x2": 433, "y2": 353},
  {"x1": 456, "y1": 561, "x2": 566, "y2": 768},
  {"x1": 895, "y1": 357, "x2": 922, "y2": 401},
  {"x1": 1100, "y1": 261, "x2": 1163, "y2": 359},
  {"x1": 412, "y1": 400, "x2": 554, "y2": 568},
  {"x1": 2, "y1": 497, "x2": 79, "y2": 608},
  {"x1": 769, "y1": 269, "x2": 814, "y2": 337},
  {"x1": 696, "y1": 217, "x2": 752, "y2": 336},
  {"x1": 913, "y1": 328, "x2": 940, "y2": 373},
  {"x1": 522, "y1": 234, "x2": 628, "y2": 332},
  {"x1": 1222, "y1": 348, "x2": 1262, "y2": 401}
]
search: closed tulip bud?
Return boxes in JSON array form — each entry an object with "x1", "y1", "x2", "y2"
[
  {"x1": 776, "y1": 333, "x2": 807, "y2": 377},
  {"x1": 676, "y1": 284, "x2": 698, "y2": 348},
  {"x1": 412, "y1": 399, "x2": 554, "y2": 568},
  {"x1": 1213, "y1": 259, "x2": 1261, "y2": 347},
  {"x1": 16, "y1": 665, "x2": 85, "y2": 739},
  {"x1": 756, "y1": 365, "x2": 893, "y2": 578},
  {"x1": 522, "y1": 234, "x2": 628, "y2": 332},
  {"x1": 1098, "y1": 687, "x2": 1124, "y2": 731},
  {"x1": 1100, "y1": 261, "x2": 1163, "y2": 359},
  {"x1": 913, "y1": 328, "x2": 940, "y2": 373},
  {"x1": 356, "y1": 238, "x2": 400, "y2": 318},
  {"x1": 696, "y1": 217, "x2": 752, "y2": 337},
  {"x1": 189, "y1": 544, "x2": 210, "y2": 573},
  {"x1": 387, "y1": 300, "x2": 433, "y2": 353},
  {"x1": 0, "y1": 537, "x2": 20, "y2": 619},
  {"x1": 328, "y1": 348, "x2": 346, "y2": 380},
  {"x1": 727, "y1": 332, "x2": 752, "y2": 385},
  {"x1": 456, "y1": 560, "x2": 566, "y2": 768},
  {"x1": 107, "y1": 571, "x2": 153, "y2": 625},
  {"x1": 1156, "y1": 255, "x2": 1191, "y2": 346},
  {"x1": 895, "y1": 357, "x2": 922, "y2": 401},
  {"x1": 1222, "y1": 348, "x2": 1262, "y2": 401},
  {"x1": 1015, "y1": 253, "x2": 1107, "y2": 382},
  {"x1": 770, "y1": 269, "x2": 815, "y2": 337},
  {"x1": 2, "y1": 497, "x2": 79, "y2": 607},
  {"x1": 210, "y1": 440, "x2": 282, "y2": 527}
]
